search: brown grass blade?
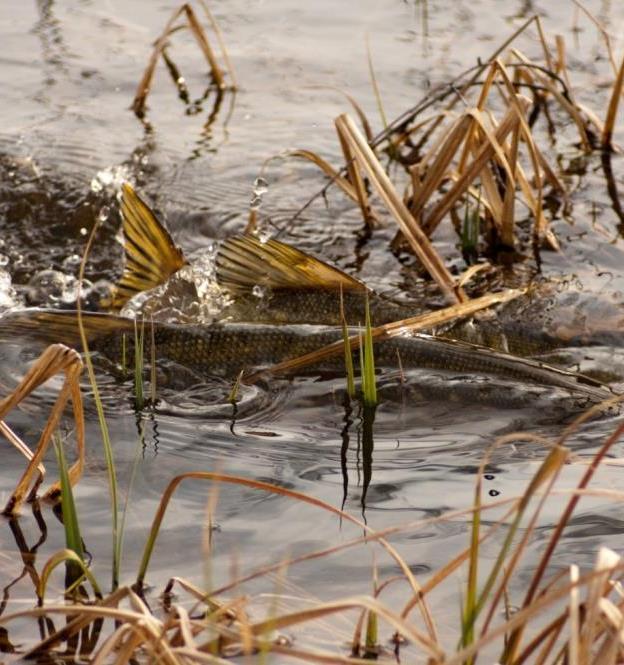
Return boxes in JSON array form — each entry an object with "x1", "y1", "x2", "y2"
[
  {"x1": 422, "y1": 100, "x2": 526, "y2": 236},
  {"x1": 132, "y1": 2, "x2": 230, "y2": 119},
  {"x1": 335, "y1": 119, "x2": 375, "y2": 228},
  {"x1": 1, "y1": 344, "x2": 85, "y2": 515},
  {"x1": 134, "y1": 471, "x2": 438, "y2": 644},
  {"x1": 571, "y1": 0, "x2": 618, "y2": 74},
  {"x1": 183, "y1": 4, "x2": 225, "y2": 90},
  {"x1": 603, "y1": 53, "x2": 624, "y2": 151},
  {"x1": 197, "y1": 0, "x2": 237, "y2": 88},
  {"x1": 411, "y1": 114, "x2": 474, "y2": 222},
  {"x1": 285, "y1": 150, "x2": 359, "y2": 201},
  {"x1": 206, "y1": 595, "x2": 443, "y2": 660},
  {"x1": 502, "y1": 418, "x2": 624, "y2": 662},
  {"x1": 510, "y1": 48, "x2": 593, "y2": 151}
]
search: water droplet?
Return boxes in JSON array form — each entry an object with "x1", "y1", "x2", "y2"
[
  {"x1": 98, "y1": 206, "x2": 110, "y2": 223},
  {"x1": 253, "y1": 177, "x2": 268, "y2": 197},
  {"x1": 257, "y1": 229, "x2": 272, "y2": 244},
  {"x1": 80, "y1": 227, "x2": 88, "y2": 236},
  {"x1": 62, "y1": 254, "x2": 82, "y2": 270},
  {"x1": 249, "y1": 177, "x2": 269, "y2": 212},
  {"x1": 90, "y1": 165, "x2": 131, "y2": 194}
]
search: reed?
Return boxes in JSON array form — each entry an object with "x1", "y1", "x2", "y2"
[{"x1": 132, "y1": 1, "x2": 236, "y2": 120}]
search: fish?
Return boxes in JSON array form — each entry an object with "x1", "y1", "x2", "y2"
[
  {"x1": 0, "y1": 308, "x2": 614, "y2": 405},
  {"x1": 0, "y1": 183, "x2": 615, "y2": 405},
  {"x1": 106, "y1": 184, "x2": 564, "y2": 357}
]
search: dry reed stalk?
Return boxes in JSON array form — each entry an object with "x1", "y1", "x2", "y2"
[
  {"x1": 422, "y1": 101, "x2": 526, "y2": 237},
  {"x1": 335, "y1": 120, "x2": 374, "y2": 228},
  {"x1": 334, "y1": 113, "x2": 466, "y2": 303},
  {"x1": 0, "y1": 344, "x2": 85, "y2": 515},
  {"x1": 509, "y1": 48, "x2": 593, "y2": 151},
  {"x1": 284, "y1": 150, "x2": 359, "y2": 202},
  {"x1": 603, "y1": 53, "x2": 624, "y2": 151},
  {"x1": 412, "y1": 15, "x2": 539, "y2": 150},
  {"x1": 571, "y1": 0, "x2": 618, "y2": 75},
  {"x1": 132, "y1": 2, "x2": 232, "y2": 119}
]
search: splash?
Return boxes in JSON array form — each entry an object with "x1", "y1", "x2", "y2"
[
  {"x1": 121, "y1": 244, "x2": 232, "y2": 324},
  {"x1": 0, "y1": 268, "x2": 18, "y2": 312},
  {"x1": 90, "y1": 165, "x2": 132, "y2": 194}
]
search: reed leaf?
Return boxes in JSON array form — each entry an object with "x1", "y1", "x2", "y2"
[
  {"x1": 53, "y1": 435, "x2": 85, "y2": 588},
  {"x1": 361, "y1": 294, "x2": 377, "y2": 407},
  {"x1": 38, "y1": 549, "x2": 101, "y2": 602},
  {"x1": 340, "y1": 289, "x2": 356, "y2": 399}
]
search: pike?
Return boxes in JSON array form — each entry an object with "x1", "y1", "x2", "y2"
[{"x1": 0, "y1": 184, "x2": 615, "y2": 402}]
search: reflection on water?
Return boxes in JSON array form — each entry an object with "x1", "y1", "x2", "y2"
[{"x1": 2, "y1": 0, "x2": 624, "y2": 657}]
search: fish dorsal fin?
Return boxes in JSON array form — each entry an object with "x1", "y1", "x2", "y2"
[
  {"x1": 103, "y1": 183, "x2": 187, "y2": 310},
  {"x1": 216, "y1": 235, "x2": 368, "y2": 294}
]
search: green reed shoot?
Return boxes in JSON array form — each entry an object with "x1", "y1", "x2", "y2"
[
  {"x1": 361, "y1": 294, "x2": 377, "y2": 407},
  {"x1": 54, "y1": 433, "x2": 85, "y2": 590},
  {"x1": 134, "y1": 318, "x2": 145, "y2": 411},
  {"x1": 340, "y1": 288, "x2": 355, "y2": 399},
  {"x1": 228, "y1": 369, "x2": 244, "y2": 404},
  {"x1": 76, "y1": 222, "x2": 121, "y2": 590},
  {"x1": 149, "y1": 318, "x2": 157, "y2": 404},
  {"x1": 365, "y1": 609, "x2": 378, "y2": 656},
  {"x1": 121, "y1": 333, "x2": 127, "y2": 378},
  {"x1": 460, "y1": 444, "x2": 568, "y2": 657},
  {"x1": 461, "y1": 195, "x2": 480, "y2": 265}
]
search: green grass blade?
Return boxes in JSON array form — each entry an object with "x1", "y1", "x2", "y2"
[
  {"x1": 461, "y1": 445, "x2": 568, "y2": 649},
  {"x1": 340, "y1": 289, "x2": 355, "y2": 399},
  {"x1": 362, "y1": 294, "x2": 377, "y2": 407},
  {"x1": 365, "y1": 609, "x2": 378, "y2": 656},
  {"x1": 77, "y1": 215, "x2": 120, "y2": 591},
  {"x1": 121, "y1": 333, "x2": 127, "y2": 378},
  {"x1": 228, "y1": 369, "x2": 244, "y2": 404},
  {"x1": 54, "y1": 435, "x2": 85, "y2": 589},
  {"x1": 134, "y1": 318, "x2": 145, "y2": 411},
  {"x1": 149, "y1": 318, "x2": 157, "y2": 404}
]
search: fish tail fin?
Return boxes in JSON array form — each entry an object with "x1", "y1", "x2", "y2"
[
  {"x1": 102, "y1": 183, "x2": 187, "y2": 310},
  {"x1": 0, "y1": 309, "x2": 137, "y2": 348},
  {"x1": 215, "y1": 234, "x2": 369, "y2": 294}
]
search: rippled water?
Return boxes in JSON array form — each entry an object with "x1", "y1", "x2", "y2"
[{"x1": 2, "y1": 0, "x2": 624, "y2": 659}]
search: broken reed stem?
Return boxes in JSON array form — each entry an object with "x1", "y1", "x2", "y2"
[
  {"x1": 603, "y1": 53, "x2": 624, "y2": 151},
  {"x1": 132, "y1": 1, "x2": 231, "y2": 119},
  {"x1": 335, "y1": 119, "x2": 374, "y2": 228},
  {"x1": 335, "y1": 113, "x2": 466, "y2": 304},
  {"x1": 0, "y1": 345, "x2": 85, "y2": 515},
  {"x1": 422, "y1": 100, "x2": 526, "y2": 237}
]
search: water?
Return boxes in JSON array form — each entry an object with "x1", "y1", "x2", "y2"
[{"x1": 2, "y1": 0, "x2": 624, "y2": 659}]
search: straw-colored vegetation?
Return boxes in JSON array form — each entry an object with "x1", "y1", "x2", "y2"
[
  {"x1": 132, "y1": 0, "x2": 236, "y2": 121},
  {"x1": 2, "y1": 4, "x2": 624, "y2": 664},
  {"x1": 3, "y1": 345, "x2": 624, "y2": 662}
]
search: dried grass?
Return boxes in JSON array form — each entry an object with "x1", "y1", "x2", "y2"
[
  {"x1": 0, "y1": 344, "x2": 84, "y2": 515},
  {"x1": 132, "y1": 1, "x2": 235, "y2": 120}
]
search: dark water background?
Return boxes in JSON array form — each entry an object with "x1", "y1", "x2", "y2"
[{"x1": 2, "y1": 0, "x2": 624, "y2": 658}]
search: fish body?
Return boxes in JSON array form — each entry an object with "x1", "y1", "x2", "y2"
[
  {"x1": 2, "y1": 184, "x2": 614, "y2": 405},
  {"x1": 0, "y1": 309, "x2": 613, "y2": 404}
]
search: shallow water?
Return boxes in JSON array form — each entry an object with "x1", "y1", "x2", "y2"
[{"x1": 2, "y1": 0, "x2": 624, "y2": 659}]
